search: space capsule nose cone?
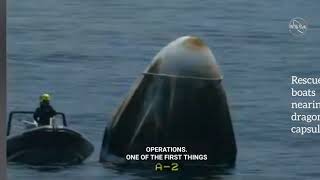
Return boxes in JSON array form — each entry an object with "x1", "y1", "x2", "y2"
[{"x1": 145, "y1": 36, "x2": 223, "y2": 80}]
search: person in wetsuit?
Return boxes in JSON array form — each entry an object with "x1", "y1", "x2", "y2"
[{"x1": 33, "y1": 93, "x2": 57, "y2": 126}]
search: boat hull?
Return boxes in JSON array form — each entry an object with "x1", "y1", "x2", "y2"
[{"x1": 7, "y1": 126, "x2": 94, "y2": 165}]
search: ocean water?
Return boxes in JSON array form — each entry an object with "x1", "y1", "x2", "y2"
[{"x1": 7, "y1": 0, "x2": 320, "y2": 179}]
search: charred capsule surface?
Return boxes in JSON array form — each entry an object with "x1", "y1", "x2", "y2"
[{"x1": 100, "y1": 36, "x2": 237, "y2": 166}]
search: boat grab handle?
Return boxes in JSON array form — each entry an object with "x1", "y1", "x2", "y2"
[{"x1": 7, "y1": 111, "x2": 67, "y2": 136}]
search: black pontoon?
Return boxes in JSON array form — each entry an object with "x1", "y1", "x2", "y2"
[{"x1": 7, "y1": 111, "x2": 94, "y2": 165}]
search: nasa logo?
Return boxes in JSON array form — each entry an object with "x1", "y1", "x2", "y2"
[{"x1": 289, "y1": 17, "x2": 307, "y2": 37}]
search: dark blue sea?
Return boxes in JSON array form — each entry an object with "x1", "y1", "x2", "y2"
[{"x1": 7, "y1": 0, "x2": 320, "y2": 179}]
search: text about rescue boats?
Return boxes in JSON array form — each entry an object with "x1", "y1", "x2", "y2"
[{"x1": 290, "y1": 76, "x2": 320, "y2": 135}]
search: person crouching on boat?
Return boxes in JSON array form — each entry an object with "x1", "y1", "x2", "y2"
[{"x1": 33, "y1": 93, "x2": 57, "y2": 126}]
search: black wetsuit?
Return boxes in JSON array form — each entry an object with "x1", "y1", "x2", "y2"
[{"x1": 33, "y1": 102, "x2": 57, "y2": 126}]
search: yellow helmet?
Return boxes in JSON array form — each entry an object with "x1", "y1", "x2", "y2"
[{"x1": 40, "y1": 93, "x2": 51, "y2": 102}]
